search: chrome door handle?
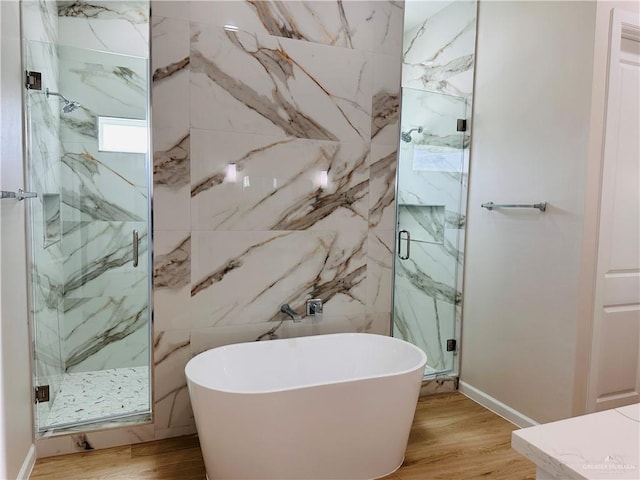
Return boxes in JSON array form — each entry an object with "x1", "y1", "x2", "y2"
[
  {"x1": 1, "y1": 189, "x2": 38, "y2": 200},
  {"x1": 398, "y1": 229, "x2": 410, "y2": 260},
  {"x1": 132, "y1": 230, "x2": 139, "y2": 267}
]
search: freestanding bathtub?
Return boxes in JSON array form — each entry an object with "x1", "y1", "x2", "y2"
[{"x1": 185, "y1": 332, "x2": 427, "y2": 480}]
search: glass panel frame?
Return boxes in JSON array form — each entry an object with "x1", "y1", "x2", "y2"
[
  {"x1": 392, "y1": 87, "x2": 469, "y2": 377},
  {"x1": 21, "y1": 0, "x2": 153, "y2": 436}
]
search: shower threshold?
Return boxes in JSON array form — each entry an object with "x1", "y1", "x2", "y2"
[{"x1": 41, "y1": 366, "x2": 150, "y2": 430}]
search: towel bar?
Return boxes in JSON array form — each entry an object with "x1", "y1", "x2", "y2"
[{"x1": 481, "y1": 202, "x2": 547, "y2": 212}]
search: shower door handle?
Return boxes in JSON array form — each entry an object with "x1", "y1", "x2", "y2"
[
  {"x1": 1, "y1": 189, "x2": 38, "y2": 200},
  {"x1": 132, "y1": 230, "x2": 139, "y2": 267},
  {"x1": 398, "y1": 229, "x2": 410, "y2": 260}
]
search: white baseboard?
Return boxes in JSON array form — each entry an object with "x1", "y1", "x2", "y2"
[
  {"x1": 458, "y1": 381, "x2": 539, "y2": 428},
  {"x1": 16, "y1": 443, "x2": 36, "y2": 480}
]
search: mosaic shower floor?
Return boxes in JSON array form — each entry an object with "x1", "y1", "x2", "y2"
[{"x1": 44, "y1": 366, "x2": 150, "y2": 428}]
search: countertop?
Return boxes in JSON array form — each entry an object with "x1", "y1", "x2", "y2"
[{"x1": 512, "y1": 403, "x2": 640, "y2": 479}]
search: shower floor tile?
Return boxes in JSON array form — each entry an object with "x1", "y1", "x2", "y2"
[{"x1": 44, "y1": 366, "x2": 150, "y2": 428}]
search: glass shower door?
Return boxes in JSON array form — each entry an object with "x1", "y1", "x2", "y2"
[
  {"x1": 393, "y1": 87, "x2": 468, "y2": 376},
  {"x1": 24, "y1": 39, "x2": 152, "y2": 433}
]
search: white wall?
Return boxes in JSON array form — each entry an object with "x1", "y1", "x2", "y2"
[
  {"x1": 0, "y1": 1, "x2": 36, "y2": 477},
  {"x1": 460, "y1": 1, "x2": 597, "y2": 424}
]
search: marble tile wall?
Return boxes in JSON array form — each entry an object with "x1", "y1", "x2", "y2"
[
  {"x1": 152, "y1": 0, "x2": 403, "y2": 434},
  {"x1": 55, "y1": 1, "x2": 150, "y2": 374},
  {"x1": 57, "y1": 0, "x2": 149, "y2": 57},
  {"x1": 402, "y1": 0, "x2": 477, "y2": 98},
  {"x1": 393, "y1": 0, "x2": 476, "y2": 373},
  {"x1": 56, "y1": 43, "x2": 150, "y2": 373}
]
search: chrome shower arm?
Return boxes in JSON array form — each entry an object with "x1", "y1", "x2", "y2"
[{"x1": 45, "y1": 88, "x2": 69, "y2": 102}]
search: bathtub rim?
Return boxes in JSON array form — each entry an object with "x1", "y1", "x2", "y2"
[{"x1": 185, "y1": 332, "x2": 427, "y2": 395}]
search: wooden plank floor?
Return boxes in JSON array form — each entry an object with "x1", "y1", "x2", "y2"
[
  {"x1": 31, "y1": 393, "x2": 536, "y2": 480},
  {"x1": 383, "y1": 393, "x2": 536, "y2": 480}
]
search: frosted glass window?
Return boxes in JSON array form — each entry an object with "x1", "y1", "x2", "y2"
[
  {"x1": 412, "y1": 149, "x2": 462, "y2": 172},
  {"x1": 98, "y1": 116, "x2": 148, "y2": 154}
]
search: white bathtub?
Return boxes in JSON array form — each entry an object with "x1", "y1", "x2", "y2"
[{"x1": 185, "y1": 332, "x2": 427, "y2": 480}]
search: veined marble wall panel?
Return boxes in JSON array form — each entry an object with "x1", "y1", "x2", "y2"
[
  {"x1": 189, "y1": 1, "x2": 403, "y2": 55},
  {"x1": 152, "y1": 14, "x2": 190, "y2": 232},
  {"x1": 60, "y1": 146, "x2": 147, "y2": 223},
  {"x1": 58, "y1": 68, "x2": 146, "y2": 135},
  {"x1": 369, "y1": 144, "x2": 398, "y2": 230},
  {"x1": 365, "y1": 97, "x2": 396, "y2": 335},
  {"x1": 394, "y1": 236, "x2": 459, "y2": 372},
  {"x1": 62, "y1": 295, "x2": 149, "y2": 372},
  {"x1": 22, "y1": 1, "x2": 59, "y2": 45},
  {"x1": 60, "y1": 218, "x2": 149, "y2": 372},
  {"x1": 153, "y1": 330, "x2": 193, "y2": 432},
  {"x1": 398, "y1": 163, "x2": 465, "y2": 213},
  {"x1": 56, "y1": 30, "x2": 150, "y2": 372},
  {"x1": 368, "y1": 142, "x2": 397, "y2": 326},
  {"x1": 395, "y1": 292, "x2": 456, "y2": 373},
  {"x1": 402, "y1": 0, "x2": 477, "y2": 98},
  {"x1": 190, "y1": 130, "x2": 369, "y2": 231},
  {"x1": 22, "y1": 0, "x2": 64, "y2": 427},
  {"x1": 58, "y1": 45, "x2": 147, "y2": 144},
  {"x1": 61, "y1": 220, "x2": 148, "y2": 298},
  {"x1": 400, "y1": 88, "x2": 469, "y2": 150},
  {"x1": 151, "y1": 9, "x2": 193, "y2": 440},
  {"x1": 190, "y1": 313, "x2": 367, "y2": 354},
  {"x1": 31, "y1": 258, "x2": 64, "y2": 427},
  {"x1": 152, "y1": 1, "x2": 189, "y2": 21},
  {"x1": 190, "y1": 23, "x2": 371, "y2": 143},
  {"x1": 398, "y1": 205, "x2": 446, "y2": 244},
  {"x1": 153, "y1": 231, "x2": 190, "y2": 332},
  {"x1": 190, "y1": 230, "x2": 367, "y2": 332},
  {"x1": 366, "y1": 229, "x2": 394, "y2": 316},
  {"x1": 371, "y1": 52, "x2": 402, "y2": 147},
  {"x1": 57, "y1": 1, "x2": 149, "y2": 58},
  {"x1": 148, "y1": 0, "x2": 402, "y2": 442}
]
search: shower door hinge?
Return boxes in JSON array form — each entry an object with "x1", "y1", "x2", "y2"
[
  {"x1": 456, "y1": 119, "x2": 467, "y2": 132},
  {"x1": 25, "y1": 71, "x2": 42, "y2": 90},
  {"x1": 34, "y1": 385, "x2": 50, "y2": 403},
  {"x1": 446, "y1": 339, "x2": 457, "y2": 352}
]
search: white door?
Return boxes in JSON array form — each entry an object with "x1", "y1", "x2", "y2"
[{"x1": 589, "y1": 9, "x2": 640, "y2": 412}]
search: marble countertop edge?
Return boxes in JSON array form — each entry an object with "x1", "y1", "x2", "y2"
[
  {"x1": 511, "y1": 431, "x2": 586, "y2": 480},
  {"x1": 511, "y1": 404, "x2": 640, "y2": 480}
]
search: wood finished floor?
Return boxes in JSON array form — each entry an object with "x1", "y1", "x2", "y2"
[{"x1": 30, "y1": 392, "x2": 536, "y2": 480}]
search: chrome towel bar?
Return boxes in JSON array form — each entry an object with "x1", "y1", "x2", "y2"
[
  {"x1": 481, "y1": 202, "x2": 547, "y2": 212},
  {"x1": 1, "y1": 189, "x2": 38, "y2": 201}
]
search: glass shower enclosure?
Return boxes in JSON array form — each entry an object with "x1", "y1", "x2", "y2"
[
  {"x1": 22, "y1": 0, "x2": 152, "y2": 434},
  {"x1": 393, "y1": 87, "x2": 469, "y2": 376}
]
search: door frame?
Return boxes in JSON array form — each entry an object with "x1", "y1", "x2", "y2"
[{"x1": 577, "y1": 8, "x2": 640, "y2": 414}]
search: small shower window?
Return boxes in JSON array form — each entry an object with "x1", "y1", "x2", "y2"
[{"x1": 98, "y1": 116, "x2": 148, "y2": 154}]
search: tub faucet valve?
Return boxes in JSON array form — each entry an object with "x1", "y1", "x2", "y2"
[{"x1": 306, "y1": 299, "x2": 323, "y2": 321}]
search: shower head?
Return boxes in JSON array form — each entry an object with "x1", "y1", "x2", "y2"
[
  {"x1": 401, "y1": 126, "x2": 423, "y2": 143},
  {"x1": 45, "y1": 88, "x2": 81, "y2": 113},
  {"x1": 62, "y1": 100, "x2": 81, "y2": 113}
]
